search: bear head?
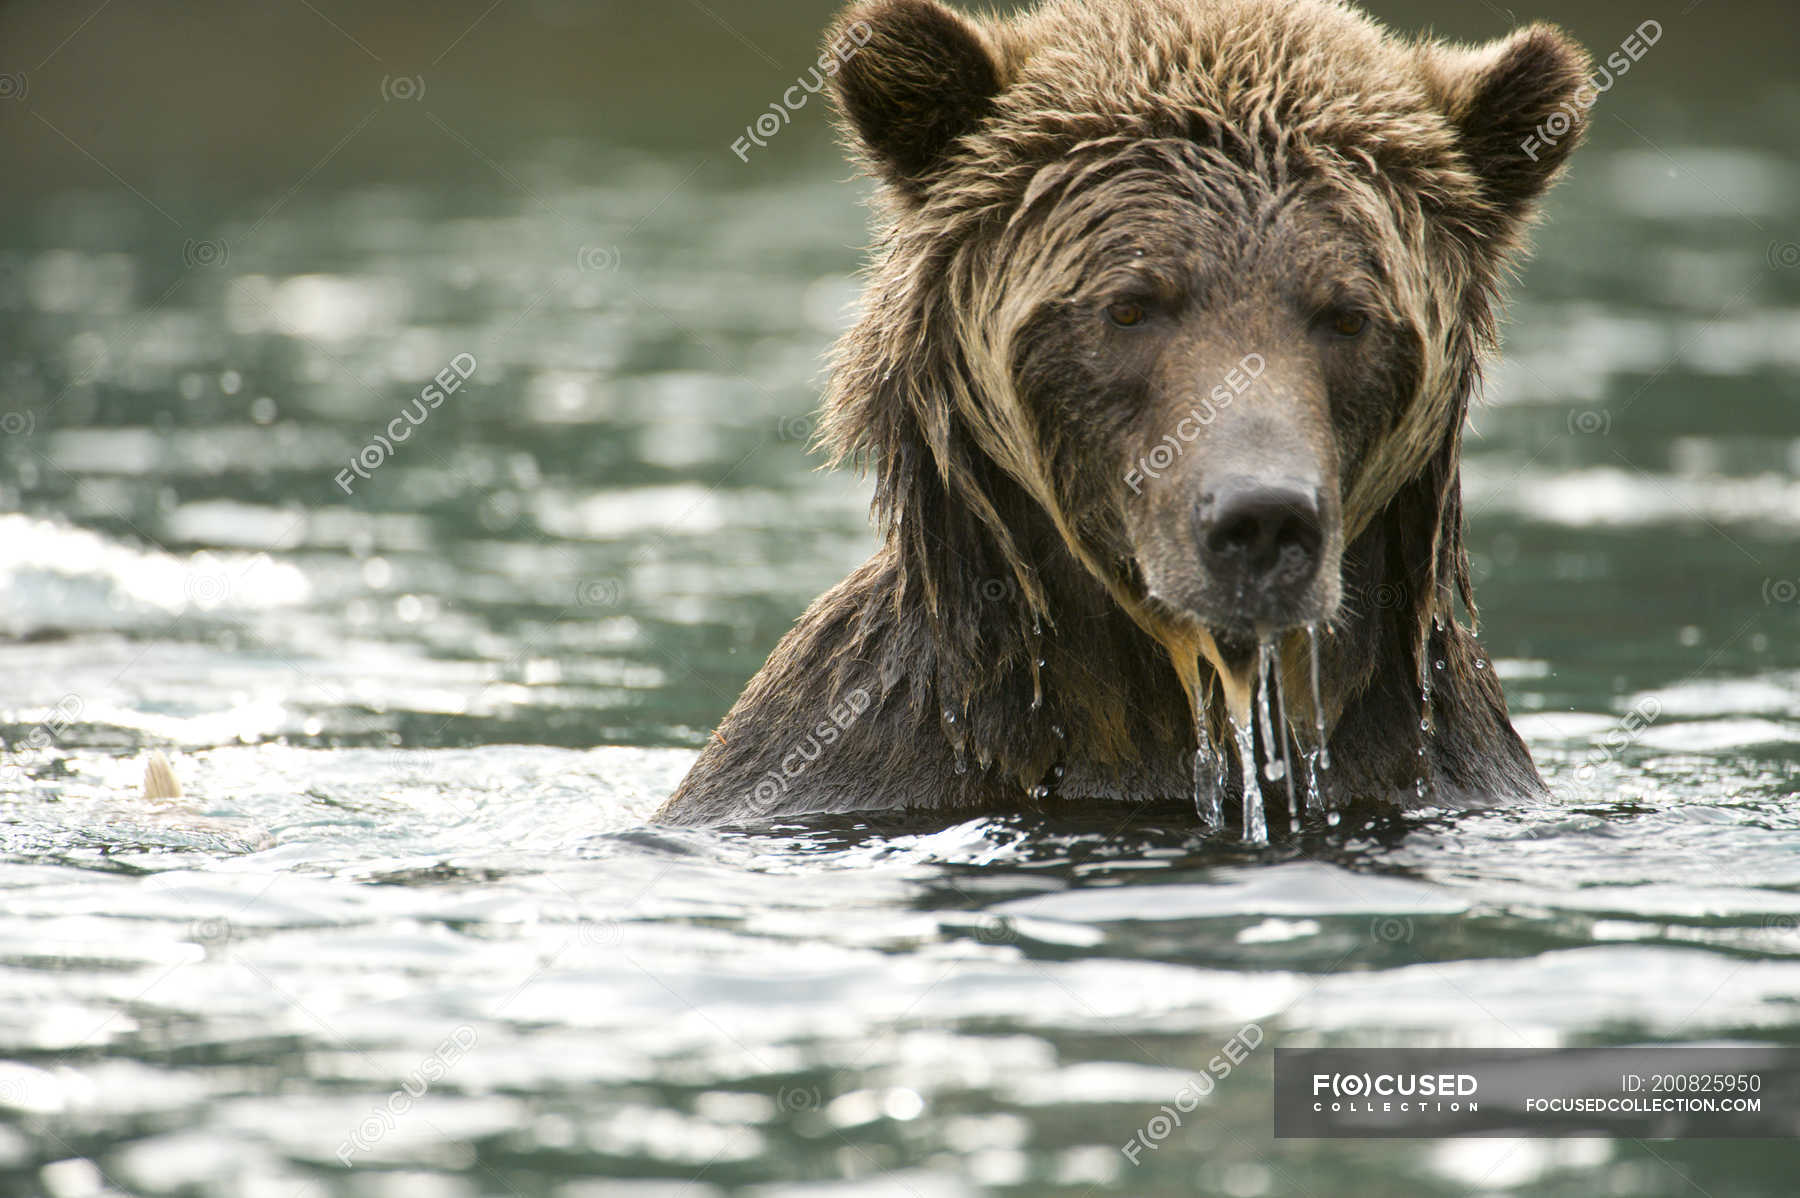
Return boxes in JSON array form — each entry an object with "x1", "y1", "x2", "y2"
[{"x1": 818, "y1": 0, "x2": 1591, "y2": 726}]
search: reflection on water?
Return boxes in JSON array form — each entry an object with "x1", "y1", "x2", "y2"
[{"x1": 2, "y1": 0, "x2": 1800, "y2": 1193}]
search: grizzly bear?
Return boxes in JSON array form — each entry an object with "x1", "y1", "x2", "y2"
[{"x1": 657, "y1": 0, "x2": 1590, "y2": 835}]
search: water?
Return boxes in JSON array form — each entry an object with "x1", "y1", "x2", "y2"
[
  {"x1": 1270, "y1": 644, "x2": 1296, "y2": 827},
  {"x1": 1229, "y1": 719, "x2": 1266, "y2": 847},
  {"x1": 1190, "y1": 682, "x2": 1224, "y2": 831},
  {"x1": 3, "y1": 1, "x2": 1800, "y2": 1194}
]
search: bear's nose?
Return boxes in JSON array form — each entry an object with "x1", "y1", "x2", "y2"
[{"x1": 1196, "y1": 478, "x2": 1323, "y2": 594}]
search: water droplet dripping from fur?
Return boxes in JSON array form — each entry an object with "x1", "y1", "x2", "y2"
[
  {"x1": 1416, "y1": 625, "x2": 1434, "y2": 800},
  {"x1": 1192, "y1": 674, "x2": 1224, "y2": 831},
  {"x1": 1418, "y1": 634, "x2": 1433, "y2": 715},
  {"x1": 1232, "y1": 715, "x2": 1267, "y2": 845},
  {"x1": 1272, "y1": 641, "x2": 1298, "y2": 828},
  {"x1": 1305, "y1": 624, "x2": 1330, "y2": 813},
  {"x1": 1255, "y1": 642, "x2": 1285, "y2": 784}
]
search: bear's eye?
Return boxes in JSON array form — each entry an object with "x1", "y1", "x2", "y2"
[
  {"x1": 1105, "y1": 301, "x2": 1147, "y2": 328},
  {"x1": 1329, "y1": 309, "x2": 1369, "y2": 338}
]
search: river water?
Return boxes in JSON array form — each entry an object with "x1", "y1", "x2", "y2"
[{"x1": 2, "y1": 0, "x2": 1799, "y2": 1194}]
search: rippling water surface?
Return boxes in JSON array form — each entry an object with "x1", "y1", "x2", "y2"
[{"x1": 3, "y1": 1, "x2": 1800, "y2": 1194}]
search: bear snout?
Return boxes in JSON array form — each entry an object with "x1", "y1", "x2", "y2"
[
  {"x1": 1132, "y1": 451, "x2": 1342, "y2": 639},
  {"x1": 1195, "y1": 476, "x2": 1326, "y2": 602}
]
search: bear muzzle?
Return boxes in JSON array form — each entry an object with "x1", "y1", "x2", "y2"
[
  {"x1": 1188, "y1": 473, "x2": 1337, "y2": 663},
  {"x1": 1196, "y1": 475, "x2": 1326, "y2": 603}
]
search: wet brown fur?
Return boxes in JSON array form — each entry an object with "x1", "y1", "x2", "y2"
[{"x1": 658, "y1": 0, "x2": 1591, "y2": 827}]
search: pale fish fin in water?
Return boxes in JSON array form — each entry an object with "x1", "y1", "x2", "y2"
[
  {"x1": 127, "y1": 751, "x2": 272, "y2": 851},
  {"x1": 143, "y1": 751, "x2": 183, "y2": 800}
]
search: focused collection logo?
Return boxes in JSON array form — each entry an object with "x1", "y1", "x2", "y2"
[
  {"x1": 1275, "y1": 1046, "x2": 1798, "y2": 1139},
  {"x1": 1310, "y1": 1070, "x2": 1479, "y2": 1113}
]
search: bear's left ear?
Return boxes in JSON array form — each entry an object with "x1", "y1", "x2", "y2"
[
  {"x1": 1421, "y1": 25, "x2": 1594, "y2": 242},
  {"x1": 827, "y1": 0, "x2": 1005, "y2": 200}
]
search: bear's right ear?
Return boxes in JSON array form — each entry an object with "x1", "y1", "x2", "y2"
[
  {"x1": 828, "y1": 0, "x2": 1004, "y2": 199},
  {"x1": 1421, "y1": 25, "x2": 1593, "y2": 245}
]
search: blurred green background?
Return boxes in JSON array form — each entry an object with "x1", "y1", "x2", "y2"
[{"x1": 2, "y1": 0, "x2": 1793, "y2": 188}]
